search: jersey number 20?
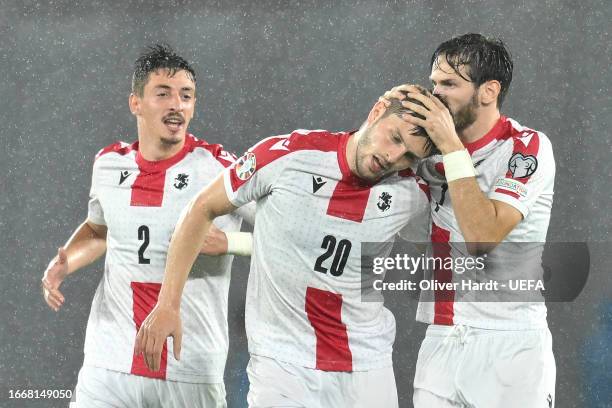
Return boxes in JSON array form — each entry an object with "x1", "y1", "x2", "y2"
[{"x1": 314, "y1": 235, "x2": 352, "y2": 276}]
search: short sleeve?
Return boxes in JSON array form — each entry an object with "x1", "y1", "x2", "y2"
[
  {"x1": 488, "y1": 133, "x2": 555, "y2": 218},
  {"x1": 223, "y1": 135, "x2": 293, "y2": 208},
  {"x1": 87, "y1": 161, "x2": 106, "y2": 225}
]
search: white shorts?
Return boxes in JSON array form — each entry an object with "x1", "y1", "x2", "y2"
[
  {"x1": 413, "y1": 325, "x2": 556, "y2": 408},
  {"x1": 72, "y1": 365, "x2": 226, "y2": 408},
  {"x1": 246, "y1": 354, "x2": 398, "y2": 408}
]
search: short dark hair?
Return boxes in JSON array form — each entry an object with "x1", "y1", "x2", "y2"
[
  {"x1": 431, "y1": 33, "x2": 513, "y2": 107},
  {"x1": 132, "y1": 43, "x2": 196, "y2": 96},
  {"x1": 380, "y1": 87, "x2": 440, "y2": 157}
]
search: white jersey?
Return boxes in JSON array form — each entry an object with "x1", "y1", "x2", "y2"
[
  {"x1": 417, "y1": 116, "x2": 556, "y2": 330},
  {"x1": 85, "y1": 134, "x2": 242, "y2": 383},
  {"x1": 223, "y1": 129, "x2": 430, "y2": 372}
]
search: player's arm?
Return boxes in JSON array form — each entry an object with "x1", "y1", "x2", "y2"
[
  {"x1": 199, "y1": 203, "x2": 255, "y2": 256},
  {"x1": 42, "y1": 220, "x2": 107, "y2": 311},
  {"x1": 394, "y1": 85, "x2": 521, "y2": 252},
  {"x1": 134, "y1": 174, "x2": 236, "y2": 371}
]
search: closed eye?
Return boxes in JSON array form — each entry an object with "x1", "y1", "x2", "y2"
[
  {"x1": 392, "y1": 132, "x2": 403, "y2": 144},
  {"x1": 404, "y1": 151, "x2": 417, "y2": 161}
]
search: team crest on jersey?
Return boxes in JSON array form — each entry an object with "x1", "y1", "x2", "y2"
[
  {"x1": 235, "y1": 152, "x2": 257, "y2": 181},
  {"x1": 377, "y1": 192, "x2": 392, "y2": 212},
  {"x1": 508, "y1": 153, "x2": 538, "y2": 178},
  {"x1": 174, "y1": 173, "x2": 189, "y2": 190}
]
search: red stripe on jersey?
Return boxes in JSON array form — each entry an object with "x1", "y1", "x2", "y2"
[
  {"x1": 305, "y1": 287, "x2": 353, "y2": 372},
  {"x1": 188, "y1": 135, "x2": 237, "y2": 168},
  {"x1": 95, "y1": 141, "x2": 136, "y2": 160},
  {"x1": 229, "y1": 130, "x2": 343, "y2": 192},
  {"x1": 327, "y1": 180, "x2": 371, "y2": 223},
  {"x1": 494, "y1": 188, "x2": 520, "y2": 199},
  {"x1": 431, "y1": 222, "x2": 454, "y2": 325},
  {"x1": 129, "y1": 134, "x2": 194, "y2": 207},
  {"x1": 326, "y1": 132, "x2": 372, "y2": 222},
  {"x1": 130, "y1": 170, "x2": 166, "y2": 206},
  {"x1": 464, "y1": 115, "x2": 509, "y2": 155},
  {"x1": 130, "y1": 282, "x2": 168, "y2": 379}
]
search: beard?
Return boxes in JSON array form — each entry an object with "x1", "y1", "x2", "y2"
[
  {"x1": 440, "y1": 90, "x2": 479, "y2": 132},
  {"x1": 354, "y1": 126, "x2": 372, "y2": 179},
  {"x1": 159, "y1": 135, "x2": 183, "y2": 146},
  {"x1": 354, "y1": 125, "x2": 392, "y2": 181}
]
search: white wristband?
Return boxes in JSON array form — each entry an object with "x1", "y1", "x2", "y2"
[
  {"x1": 226, "y1": 232, "x2": 253, "y2": 256},
  {"x1": 442, "y1": 149, "x2": 476, "y2": 182}
]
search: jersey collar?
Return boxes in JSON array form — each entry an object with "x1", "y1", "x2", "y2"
[
  {"x1": 463, "y1": 115, "x2": 507, "y2": 155},
  {"x1": 134, "y1": 134, "x2": 194, "y2": 173}
]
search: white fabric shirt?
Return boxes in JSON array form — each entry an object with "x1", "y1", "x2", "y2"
[
  {"x1": 417, "y1": 116, "x2": 556, "y2": 330},
  {"x1": 85, "y1": 134, "x2": 243, "y2": 383},
  {"x1": 223, "y1": 129, "x2": 430, "y2": 371}
]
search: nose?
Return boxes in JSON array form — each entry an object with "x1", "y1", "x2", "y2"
[
  {"x1": 168, "y1": 92, "x2": 183, "y2": 111},
  {"x1": 387, "y1": 144, "x2": 406, "y2": 165}
]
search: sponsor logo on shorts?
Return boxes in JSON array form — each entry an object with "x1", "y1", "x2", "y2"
[
  {"x1": 235, "y1": 152, "x2": 257, "y2": 181},
  {"x1": 494, "y1": 177, "x2": 528, "y2": 198}
]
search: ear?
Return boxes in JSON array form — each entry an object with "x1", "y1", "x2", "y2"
[
  {"x1": 129, "y1": 93, "x2": 140, "y2": 116},
  {"x1": 479, "y1": 80, "x2": 501, "y2": 106},
  {"x1": 366, "y1": 99, "x2": 387, "y2": 125}
]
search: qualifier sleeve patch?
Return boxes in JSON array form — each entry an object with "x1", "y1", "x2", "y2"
[
  {"x1": 493, "y1": 177, "x2": 528, "y2": 198},
  {"x1": 508, "y1": 153, "x2": 538, "y2": 178}
]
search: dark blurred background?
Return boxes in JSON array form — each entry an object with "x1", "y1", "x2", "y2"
[{"x1": 1, "y1": 0, "x2": 610, "y2": 407}]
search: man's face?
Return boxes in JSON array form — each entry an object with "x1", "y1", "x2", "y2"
[
  {"x1": 354, "y1": 112, "x2": 429, "y2": 182},
  {"x1": 131, "y1": 69, "x2": 196, "y2": 146},
  {"x1": 430, "y1": 55, "x2": 479, "y2": 131}
]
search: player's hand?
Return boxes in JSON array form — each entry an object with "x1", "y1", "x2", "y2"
[
  {"x1": 134, "y1": 304, "x2": 183, "y2": 372},
  {"x1": 200, "y1": 224, "x2": 228, "y2": 256},
  {"x1": 379, "y1": 84, "x2": 410, "y2": 107},
  {"x1": 42, "y1": 247, "x2": 69, "y2": 312},
  {"x1": 401, "y1": 89, "x2": 464, "y2": 154}
]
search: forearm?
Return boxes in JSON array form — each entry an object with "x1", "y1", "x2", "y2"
[
  {"x1": 447, "y1": 178, "x2": 502, "y2": 243},
  {"x1": 157, "y1": 196, "x2": 215, "y2": 310},
  {"x1": 62, "y1": 221, "x2": 107, "y2": 274}
]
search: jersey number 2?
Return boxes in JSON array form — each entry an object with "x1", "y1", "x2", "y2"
[
  {"x1": 314, "y1": 235, "x2": 352, "y2": 276},
  {"x1": 138, "y1": 225, "x2": 150, "y2": 264}
]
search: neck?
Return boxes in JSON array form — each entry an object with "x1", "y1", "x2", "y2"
[
  {"x1": 457, "y1": 108, "x2": 501, "y2": 144},
  {"x1": 137, "y1": 134, "x2": 185, "y2": 161},
  {"x1": 345, "y1": 130, "x2": 360, "y2": 175}
]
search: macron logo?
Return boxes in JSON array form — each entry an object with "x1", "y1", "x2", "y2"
[
  {"x1": 119, "y1": 170, "x2": 131, "y2": 185},
  {"x1": 312, "y1": 176, "x2": 327, "y2": 193},
  {"x1": 270, "y1": 138, "x2": 290, "y2": 151}
]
